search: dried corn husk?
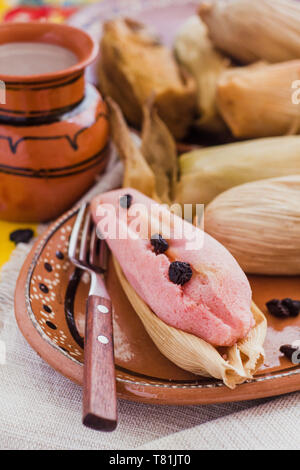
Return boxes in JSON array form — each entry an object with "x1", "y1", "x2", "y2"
[
  {"x1": 106, "y1": 97, "x2": 158, "y2": 200},
  {"x1": 176, "y1": 135, "x2": 300, "y2": 206},
  {"x1": 217, "y1": 60, "x2": 300, "y2": 138},
  {"x1": 141, "y1": 103, "x2": 178, "y2": 204},
  {"x1": 99, "y1": 18, "x2": 196, "y2": 139},
  {"x1": 199, "y1": 0, "x2": 300, "y2": 64},
  {"x1": 114, "y1": 257, "x2": 266, "y2": 389},
  {"x1": 205, "y1": 175, "x2": 300, "y2": 275},
  {"x1": 174, "y1": 15, "x2": 229, "y2": 133},
  {"x1": 107, "y1": 97, "x2": 179, "y2": 205}
]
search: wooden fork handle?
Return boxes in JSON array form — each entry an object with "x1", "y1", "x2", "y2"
[{"x1": 83, "y1": 295, "x2": 117, "y2": 431}]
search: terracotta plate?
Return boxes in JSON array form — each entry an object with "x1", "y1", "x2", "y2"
[{"x1": 15, "y1": 206, "x2": 300, "y2": 405}]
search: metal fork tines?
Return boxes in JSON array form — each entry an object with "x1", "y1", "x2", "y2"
[
  {"x1": 68, "y1": 202, "x2": 117, "y2": 432},
  {"x1": 69, "y1": 202, "x2": 108, "y2": 275}
]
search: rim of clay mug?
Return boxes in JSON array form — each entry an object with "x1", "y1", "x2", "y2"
[{"x1": 0, "y1": 21, "x2": 98, "y2": 83}]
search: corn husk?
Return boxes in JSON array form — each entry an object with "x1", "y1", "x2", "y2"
[
  {"x1": 176, "y1": 135, "x2": 300, "y2": 206},
  {"x1": 174, "y1": 15, "x2": 229, "y2": 133},
  {"x1": 99, "y1": 18, "x2": 196, "y2": 139},
  {"x1": 199, "y1": 0, "x2": 300, "y2": 64},
  {"x1": 141, "y1": 103, "x2": 178, "y2": 204},
  {"x1": 217, "y1": 60, "x2": 300, "y2": 138},
  {"x1": 106, "y1": 97, "x2": 158, "y2": 200},
  {"x1": 205, "y1": 175, "x2": 300, "y2": 275},
  {"x1": 107, "y1": 97, "x2": 179, "y2": 205},
  {"x1": 113, "y1": 256, "x2": 266, "y2": 389}
]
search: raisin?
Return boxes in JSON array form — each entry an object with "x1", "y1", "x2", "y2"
[
  {"x1": 282, "y1": 298, "x2": 300, "y2": 317},
  {"x1": 280, "y1": 344, "x2": 300, "y2": 363},
  {"x1": 119, "y1": 194, "x2": 133, "y2": 209},
  {"x1": 9, "y1": 229, "x2": 34, "y2": 245},
  {"x1": 150, "y1": 234, "x2": 169, "y2": 255},
  {"x1": 169, "y1": 261, "x2": 193, "y2": 286},
  {"x1": 266, "y1": 299, "x2": 290, "y2": 318},
  {"x1": 266, "y1": 298, "x2": 300, "y2": 318}
]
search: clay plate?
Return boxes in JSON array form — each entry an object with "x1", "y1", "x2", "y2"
[{"x1": 15, "y1": 206, "x2": 300, "y2": 405}]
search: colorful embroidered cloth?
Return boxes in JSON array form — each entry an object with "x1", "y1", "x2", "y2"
[{"x1": 0, "y1": 1, "x2": 98, "y2": 22}]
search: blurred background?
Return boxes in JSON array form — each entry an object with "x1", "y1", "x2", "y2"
[{"x1": 0, "y1": 0, "x2": 98, "y2": 23}]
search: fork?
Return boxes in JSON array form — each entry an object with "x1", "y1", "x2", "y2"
[{"x1": 68, "y1": 202, "x2": 117, "y2": 431}]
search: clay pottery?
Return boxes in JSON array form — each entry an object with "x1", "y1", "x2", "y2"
[{"x1": 0, "y1": 22, "x2": 109, "y2": 222}]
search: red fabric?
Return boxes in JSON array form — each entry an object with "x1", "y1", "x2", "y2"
[{"x1": 3, "y1": 6, "x2": 78, "y2": 22}]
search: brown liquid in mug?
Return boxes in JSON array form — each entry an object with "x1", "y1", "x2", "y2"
[{"x1": 0, "y1": 42, "x2": 78, "y2": 76}]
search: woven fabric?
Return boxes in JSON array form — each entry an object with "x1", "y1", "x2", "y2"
[{"x1": 138, "y1": 393, "x2": 300, "y2": 450}]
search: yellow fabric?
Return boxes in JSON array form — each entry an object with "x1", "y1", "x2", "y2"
[
  {"x1": 0, "y1": 221, "x2": 37, "y2": 267},
  {"x1": 0, "y1": 0, "x2": 11, "y2": 20}
]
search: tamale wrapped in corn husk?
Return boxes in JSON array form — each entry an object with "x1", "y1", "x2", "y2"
[
  {"x1": 99, "y1": 18, "x2": 197, "y2": 139},
  {"x1": 217, "y1": 60, "x2": 300, "y2": 138},
  {"x1": 114, "y1": 257, "x2": 266, "y2": 389},
  {"x1": 205, "y1": 175, "x2": 300, "y2": 275},
  {"x1": 174, "y1": 15, "x2": 229, "y2": 133},
  {"x1": 107, "y1": 99, "x2": 266, "y2": 388},
  {"x1": 176, "y1": 135, "x2": 300, "y2": 206},
  {"x1": 199, "y1": 0, "x2": 300, "y2": 64}
]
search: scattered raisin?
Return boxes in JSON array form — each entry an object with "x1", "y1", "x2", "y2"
[
  {"x1": 9, "y1": 229, "x2": 34, "y2": 245},
  {"x1": 266, "y1": 298, "x2": 300, "y2": 318},
  {"x1": 169, "y1": 261, "x2": 193, "y2": 286},
  {"x1": 266, "y1": 299, "x2": 290, "y2": 318},
  {"x1": 150, "y1": 234, "x2": 169, "y2": 255},
  {"x1": 280, "y1": 344, "x2": 300, "y2": 363},
  {"x1": 282, "y1": 298, "x2": 300, "y2": 317},
  {"x1": 119, "y1": 194, "x2": 133, "y2": 209}
]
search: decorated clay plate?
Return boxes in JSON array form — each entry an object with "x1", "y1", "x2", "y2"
[{"x1": 15, "y1": 206, "x2": 300, "y2": 405}]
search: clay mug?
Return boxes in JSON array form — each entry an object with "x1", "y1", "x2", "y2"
[{"x1": 0, "y1": 22, "x2": 109, "y2": 222}]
